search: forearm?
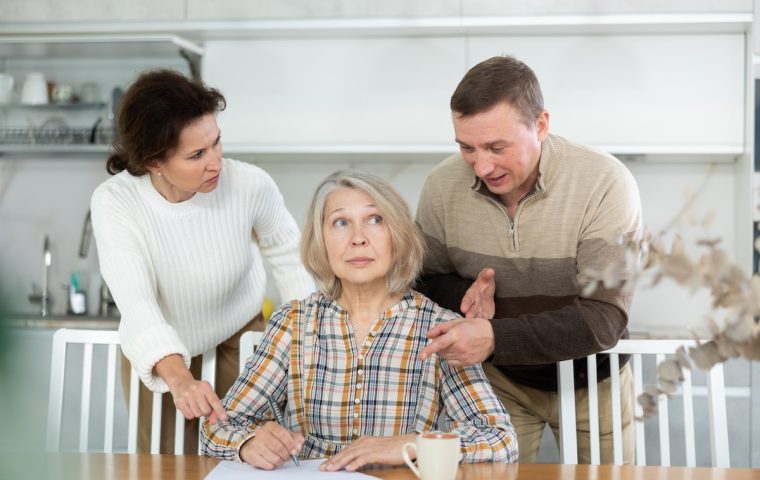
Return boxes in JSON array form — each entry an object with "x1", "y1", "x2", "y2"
[
  {"x1": 490, "y1": 298, "x2": 628, "y2": 365},
  {"x1": 154, "y1": 354, "x2": 194, "y2": 390}
]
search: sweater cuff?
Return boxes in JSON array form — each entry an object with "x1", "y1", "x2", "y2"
[
  {"x1": 120, "y1": 323, "x2": 191, "y2": 392},
  {"x1": 489, "y1": 318, "x2": 520, "y2": 366}
]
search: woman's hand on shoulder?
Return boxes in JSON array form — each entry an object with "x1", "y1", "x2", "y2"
[
  {"x1": 239, "y1": 422, "x2": 304, "y2": 470},
  {"x1": 320, "y1": 433, "x2": 417, "y2": 472}
]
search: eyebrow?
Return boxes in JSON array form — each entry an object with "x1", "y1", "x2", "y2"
[
  {"x1": 455, "y1": 139, "x2": 510, "y2": 148},
  {"x1": 326, "y1": 203, "x2": 377, "y2": 217},
  {"x1": 185, "y1": 130, "x2": 222, "y2": 157}
]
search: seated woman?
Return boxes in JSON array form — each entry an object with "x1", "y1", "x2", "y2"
[{"x1": 201, "y1": 170, "x2": 518, "y2": 471}]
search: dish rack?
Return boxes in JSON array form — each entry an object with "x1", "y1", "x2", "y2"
[{"x1": 0, "y1": 125, "x2": 114, "y2": 145}]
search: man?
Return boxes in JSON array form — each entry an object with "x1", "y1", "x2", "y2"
[{"x1": 415, "y1": 56, "x2": 641, "y2": 463}]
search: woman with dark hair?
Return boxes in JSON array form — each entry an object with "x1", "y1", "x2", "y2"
[{"x1": 90, "y1": 69, "x2": 314, "y2": 453}]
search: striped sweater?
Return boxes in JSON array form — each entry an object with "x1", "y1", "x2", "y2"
[{"x1": 415, "y1": 134, "x2": 642, "y2": 390}]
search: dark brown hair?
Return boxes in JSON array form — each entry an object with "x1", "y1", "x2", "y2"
[
  {"x1": 450, "y1": 56, "x2": 544, "y2": 124},
  {"x1": 106, "y1": 69, "x2": 226, "y2": 176}
]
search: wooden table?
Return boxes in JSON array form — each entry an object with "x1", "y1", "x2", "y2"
[{"x1": 5, "y1": 454, "x2": 758, "y2": 479}]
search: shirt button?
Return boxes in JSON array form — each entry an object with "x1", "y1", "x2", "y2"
[
  {"x1": 354, "y1": 398, "x2": 361, "y2": 404},
  {"x1": 353, "y1": 413, "x2": 359, "y2": 418},
  {"x1": 352, "y1": 429, "x2": 358, "y2": 435},
  {"x1": 364, "y1": 340, "x2": 371, "y2": 347},
  {"x1": 358, "y1": 354, "x2": 364, "y2": 360},
  {"x1": 357, "y1": 369, "x2": 363, "y2": 375},
  {"x1": 356, "y1": 383, "x2": 362, "y2": 389},
  {"x1": 370, "y1": 330, "x2": 376, "y2": 336}
]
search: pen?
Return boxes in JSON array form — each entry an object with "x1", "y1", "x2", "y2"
[{"x1": 266, "y1": 396, "x2": 301, "y2": 469}]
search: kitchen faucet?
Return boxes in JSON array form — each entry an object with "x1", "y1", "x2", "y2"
[{"x1": 28, "y1": 235, "x2": 51, "y2": 317}]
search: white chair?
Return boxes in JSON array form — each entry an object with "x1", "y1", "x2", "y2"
[
  {"x1": 46, "y1": 328, "x2": 264, "y2": 454},
  {"x1": 557, "y1": 339, "x2": 729, "y2": 467}
]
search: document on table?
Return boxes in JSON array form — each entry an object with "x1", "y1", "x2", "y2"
[{"x1": 205, "y1": 459, "x2": 378, "y2": 479}]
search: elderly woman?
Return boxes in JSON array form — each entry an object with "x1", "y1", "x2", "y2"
[{"x1": 201, "y1": 170, "x2": 518, "y2": 470}]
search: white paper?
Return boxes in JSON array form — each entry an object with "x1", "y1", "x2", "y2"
[{"x1": 205, "y1": 459, "x2": 378, "y2": 480}]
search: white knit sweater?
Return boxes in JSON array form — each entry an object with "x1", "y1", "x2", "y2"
[{"x1": 90, "y1": 158, "x2": 315, "y2": 392}]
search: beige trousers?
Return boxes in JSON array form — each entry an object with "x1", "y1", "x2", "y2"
[
  {"x1": 120, "y1": 314, "x2": 265, "y2": 454},
  {"x1": 483, "y1": 362, "x2": 635, "y2": 464}
]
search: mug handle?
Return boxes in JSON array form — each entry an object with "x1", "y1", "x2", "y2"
[{"x1": 402, "y1": 442, "x2": 420, "y2": 478}]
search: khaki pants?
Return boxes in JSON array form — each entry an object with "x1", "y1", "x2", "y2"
[
  {"x1": 483, "y1": 362, "x2": 635, "y2": 464},
  {"x1": 120, "y1": 314, "x2": 265, "y2": 454}
]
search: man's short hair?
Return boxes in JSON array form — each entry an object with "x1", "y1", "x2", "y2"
[
  {"x1": 301, "y1": 170, "x2": 424, "y2": 299},
  {"x1": 450, "y1": 55, "x2": 544, "y2": 124}
]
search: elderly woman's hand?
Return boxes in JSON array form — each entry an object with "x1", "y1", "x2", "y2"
[
  {"x1": 320, "y1": 434, "x2": 417, "y2": 472},
  {"x1": 460, "y1": 267, "x2": 496, "y2": 319},
  {"x1": 239, "y1": 422, "x2": 304, "y2": 470}
]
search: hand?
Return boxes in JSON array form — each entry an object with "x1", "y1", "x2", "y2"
[
  {"x1": 156, "y1": 354, "x2": 229, "y2": 424},
  {"x1": 240, "y1": 422, "x2": 304, "y2": 470},
  {"x1": 320, "y1": 434, "x2": 416, "y2": 472},
  {"x1": 419, "y1": 317, "x2": 495, "y2": 367},
  {"x1": 169, "y1": 377, "x2": 228, "y2": 424},
  {"x1": 460, "y1": 268, "x2": 496, "y2": 319}
]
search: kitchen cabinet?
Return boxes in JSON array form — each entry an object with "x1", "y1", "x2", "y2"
[{"x1": 0, "y1": 34, "x2": 202, "y2": 157}]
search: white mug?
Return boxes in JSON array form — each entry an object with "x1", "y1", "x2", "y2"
[
  {"x1": 402, "y1": 432, "x2": 460, "y2": 480},
  {"x1": 21, "y1": 72, "x2": 48, "y2": 105},
  {"x1": 0, "y1": 73, "x2": 13, "y2": 104}
]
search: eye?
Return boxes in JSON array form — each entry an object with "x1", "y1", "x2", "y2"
[
  {"x1": 490, "y1": 147, "x2": 504, "y2": 153},
  {"x1": 190, "y1": 150, "x2": 203, "y2": 160},
  {"x1": 333, "y1": 218, "x2": 348, "y2": 227},
  {"x1": 368, "y1": 215, "x2": 382, "y2": 225},
  {"x1": 460, "y1": 145, "x2": 474, "y2": 153}
]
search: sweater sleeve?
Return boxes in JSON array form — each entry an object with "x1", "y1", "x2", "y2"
[
  {"x1": 248, "y1": 169, "x2": 315, "y2": 304},
  {"x1": 90, "y1": 185, "x2": 190, "y2": 392}
]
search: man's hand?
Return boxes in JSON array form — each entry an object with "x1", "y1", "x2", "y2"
[
  {"x1": 419, "y1": 318, "x2": 494, "y2": 367},
  {"x1": 460, "y1": 268, "x2": 496, "y2": 319},
  {"x1": 320, "y1": 434, "x2": 416, "y2": 472},
  {"x1": 239, "y1": 422, "x2": 304, "y2": 470}
]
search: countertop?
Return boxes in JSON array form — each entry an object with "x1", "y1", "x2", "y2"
[{"x1": 3, "y1": 315, "x2": 119, "y2": 329}]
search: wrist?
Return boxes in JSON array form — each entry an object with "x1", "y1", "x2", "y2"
[{"x1": 155, "y1": 354, "x2": 194, "y2": 390}]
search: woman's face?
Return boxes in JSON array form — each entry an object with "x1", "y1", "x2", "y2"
[
  {"x1": 322, "y1": 187, "x2": 393, "y2": 293},
  {"x1": 150, "y1": 113, "x2": 222, "y2": 203}
]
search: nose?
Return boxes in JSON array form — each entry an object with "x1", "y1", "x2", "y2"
[
  {"x1": 207, "y1": 151, "x2": 221, "y2": 172},
  {"x1": 351, "y1": 224, "x2": 368, "y2": 246},
  {"x1": 472, "y1": 153, "x2": 495, "y2": 178}
]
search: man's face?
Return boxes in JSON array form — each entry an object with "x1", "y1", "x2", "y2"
[{"x1": 453, "y1": 102, "x2": 549, "y2": 207}]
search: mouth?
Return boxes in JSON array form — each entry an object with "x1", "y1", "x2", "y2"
[
  {"x1": 483, "y1": 173, "x2": 507, "y2": 186},
  {"x1": 347, "y1": 257, "x2": 374, "y2": 266},
  {"x1": 203, "y1": 175, "x2": 220, "y2": 185}
]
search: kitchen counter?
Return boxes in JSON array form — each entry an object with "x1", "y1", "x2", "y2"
[{"x1": 4, "y1": 315, "x2": 119, "y2": 329}]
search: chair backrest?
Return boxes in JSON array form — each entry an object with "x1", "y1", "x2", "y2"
[
  {"x1": 46, "y1": 328, "x2": 264, "y2": 454},
  {"x1": 557, "y1": 339, "x2": 729, "y2": 467}
]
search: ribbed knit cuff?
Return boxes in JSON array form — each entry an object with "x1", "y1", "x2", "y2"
[{"x1": 120, "y1": 323, "x2": 191, "y2": 392}]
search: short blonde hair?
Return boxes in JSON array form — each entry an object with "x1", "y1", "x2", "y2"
[{"x1": 301, "y1": 170, "x2": 424, "y2": 299}]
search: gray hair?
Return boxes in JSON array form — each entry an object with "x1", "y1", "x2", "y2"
[{"x1": 301, "y1": 170, "x2": 424, "y2": 299}]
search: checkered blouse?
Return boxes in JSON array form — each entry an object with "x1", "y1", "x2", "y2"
[{"x1": 201, "y1": 290, "x2": 518, "y2": 463}]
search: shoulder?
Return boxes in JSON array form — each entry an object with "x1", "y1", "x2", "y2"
[
  {"x1": 220, "y1": 158, "x2": 281, "y2": 196},
  {"x1": 411, "y1": 291, "x2": 460, "y2": 325},
  {"x1": 553, "y1": 134, "x2": 633, "y2": 182},
  {"x1": 90, "y1": 171, "x2": 142, "y2": 212}
]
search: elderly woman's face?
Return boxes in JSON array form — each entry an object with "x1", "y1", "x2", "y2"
[{"x1": 323, "y1": 187, "x2": 393, "y2": 293}]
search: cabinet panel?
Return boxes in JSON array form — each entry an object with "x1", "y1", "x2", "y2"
[
  {"x1": 203, "y1": 38, "x2": 465, "y2": 146},
  {"x1": 0, "y1": 0, "x2": 184, "y2": 22},
  {"x1": 187, "y1": 0, "x2": 459, "y2": 20},
  {"x1": 469, "y1": 34, "x2": 744, "y2": 148},
  {"x1": 463, "y1": 0, "x2": 751, "y2": 16}
]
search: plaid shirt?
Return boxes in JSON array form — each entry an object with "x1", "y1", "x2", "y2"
[{"x1": 201, "y1": 291, "x2": 518, "y2": 463}]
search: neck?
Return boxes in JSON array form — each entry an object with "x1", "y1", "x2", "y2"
[
  {"x1": 337, "y1": 283, "x2": 402, "y2": 322},
  {"x1": 149, "y1": 172, "x2": 194, "y2": 203}
]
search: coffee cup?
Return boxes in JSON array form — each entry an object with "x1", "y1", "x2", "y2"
[
  {"x1": 21, "y1": 72, "x2": 49, "y2": 105},
  {"x1": 0, "y1": 73, "x2": 13, "y2": 104},
  {"x1": 402, "y1": 432, "x2": 460, "y2": 480}
]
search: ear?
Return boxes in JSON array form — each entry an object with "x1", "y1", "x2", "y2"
[
  {"x1": 535, "y1": 110, "x2": 550, "y2": 141},
  {"x1": 145, "y1": 160, "x2": 162, "y2": 176}
]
